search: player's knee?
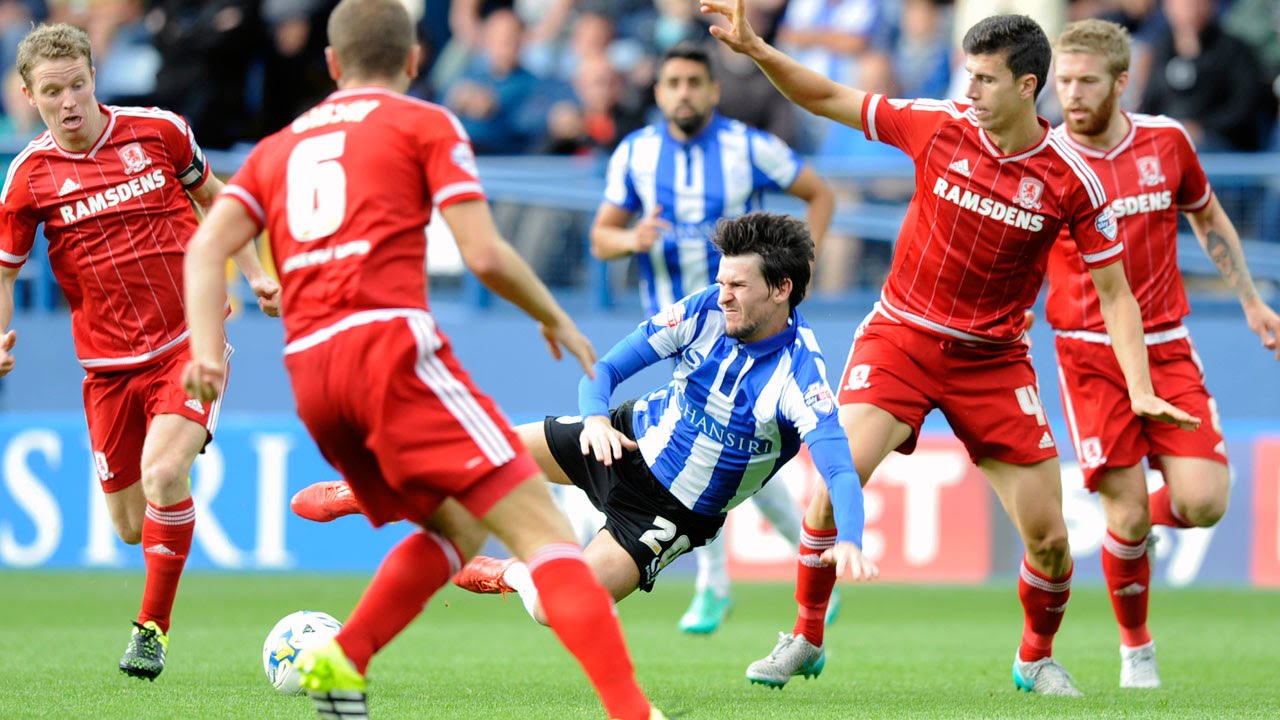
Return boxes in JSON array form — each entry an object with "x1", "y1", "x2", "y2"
[
  {"x1": 1108, "y1": 502, "x2": 1151, "y2": 538},
  {"x1": 116, "y1": 523, "x2": 142, "y2": 545},
  {"x1": 1181, "y1": 494, "x2": 1228, "y2": 527},
  {"x1": 1024, "y1": 528, "x2": 1070, "y2": 565},
  {"x1": 140, "y1": 457, "x2": 189, "y2": 494}
]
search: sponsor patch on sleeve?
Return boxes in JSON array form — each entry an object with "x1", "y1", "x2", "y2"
[
  {"x1": 1095, "y1": 206, "x2": 1118, "y2": 241},
  {"x1": 451, "y1": 142, "x2": 479, "y2": 178},
  {"x1": 803, "y1": 381, "x2": 836, "y2": 415},
  {"x1": 653, "y1": 302, "x2": 686, "y2": 328}
]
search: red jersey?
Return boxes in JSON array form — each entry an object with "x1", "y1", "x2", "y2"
[
  {"x1": 0, "y1": 105, "x2": 211, "y2": 369},
  {"x1": 862, "y1": 95, "x2": 1121, "y2": 343},
  {"x1": 1046, "y1": 113, "x2": 1212, "y2": 333},
  {"x1": 224, "y1": 87, "x2": 485, "y2": 347}
]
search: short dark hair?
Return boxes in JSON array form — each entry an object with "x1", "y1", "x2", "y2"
[
  {"x1": 962, "y1": 14, "x2": 1051, "y2": 99},
  {"x1": 660, "y1": 43, "x2": 714, "y2": 81},
  {"x1": 713, "y1": 213, "x2": 813, "y2": 309}
]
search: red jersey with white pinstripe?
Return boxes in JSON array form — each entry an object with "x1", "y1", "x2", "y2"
[
  {"x1": 0, "y1": 105, "x2": 211, "y2": 369},
  {"x1": 861, "y1": 94, "x2": 1120, "y2": 343},
  {"x1": 224, "y1": 87, "x2": 486, "y2": 345},
  {"x1": 1046, "y1": 113, "x2": 1212, "y2": 333}
]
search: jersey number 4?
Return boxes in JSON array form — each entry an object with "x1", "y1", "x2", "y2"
[
  {"x1": 287, "y1": 131, "x2": 347, "y2": 242},
  {"x1": 1015, "y1": 385, "x2": 1047, "y2": 426}
]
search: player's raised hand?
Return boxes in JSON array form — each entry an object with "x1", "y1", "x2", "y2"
[
  {"x1": 633, "y1": 205, "x2": 671, "y2": 253},
  {"x1": 1242, "y1": 299, "x2": 1280, "y2": 360},
  {"x1": 1131, "y1": 393, "x2": 1200, "y2": 432},
  {"x1": 820, "y1": 541, "x2": 879, "y2": 581},
  {"x1": 251, "y1": 275, "x2": 282, "y2": 318},
  {"x1": 540, "y1": 317, "x2": 597, "y2": 377},
  {"x1": 579, "y1": 414, "x2": 638, "y2": 466},
  {"x1": 182, "y1": 359, "x2": 226, "y2": 403},
  {"x1": 702, "y1": 0, "x2": 761, "y2": 56},
  {"x1": 0, "y1": 329, "x2": 16, "y2": 377}
]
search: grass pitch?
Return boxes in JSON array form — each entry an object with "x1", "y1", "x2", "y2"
[{"x1": 1, "y1": 572, "x2": 1276, "y2": 719}]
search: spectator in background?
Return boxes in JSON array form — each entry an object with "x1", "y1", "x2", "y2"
[
  {"x1": 891, "y1": 0, "x2": 951, "y2": 100},
  {"x1": 541, "y1": 58, "x2": 646, "y2": 156},
  {"x1": 444, "y1": 9, "x2": 542, "y2": 155},
  {"x1": 0, "y1": 66, "x2": 37, "y2": 137},
  {"x1": 1095, "y1": 0, "x2": 1167, "y2": 110},
  {"x1": 707, "y1": 4, "x2": 796, "y2": 143},
  {"x1": 146, "y1": 1, "x2": 261, "y2": 149},
  {"x1": 86, "y1": 0, "x2": 160, "y2": 105},
  {"x1": 1140, "y1": 0, "x2": 1269, "y2": 151},
  {"x1": 259, "y1": 0, "x2": 340, "y2": 134},
  {"x1": 776, "y1": 0, "x2": 885, "y2": 152}
]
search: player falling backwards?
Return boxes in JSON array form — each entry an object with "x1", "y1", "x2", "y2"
[
  {"x1": 701, "y1": 0, "x2": 1198, "y2": 696},
  {"x1": 0, "y1": 23, "x2": 280, "y2": 680},
  {"x1": 1047, "y1": 18, "x2": 1280, "y2": 689}
]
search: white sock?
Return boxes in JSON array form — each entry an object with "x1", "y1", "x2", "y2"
[
  {"x1": 753, "y1": 480, "x2": 802, "y2": 546},
  {"x1": 501, "y1": 562, "x2": 543, "y2": 622},
  {"x1": 694, "y1": 537, "x2": 731, "y2": 597}
]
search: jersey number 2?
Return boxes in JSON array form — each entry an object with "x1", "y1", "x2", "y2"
[{"x1": 287, "y1": 132, "x2": 347, "y2": 242}]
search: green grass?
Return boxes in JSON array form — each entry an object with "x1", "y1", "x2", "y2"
[{"x1": 1, "y1": 572, "x2": 1277, "y2": 718}]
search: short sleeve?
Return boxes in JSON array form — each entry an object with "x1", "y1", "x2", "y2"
[
  {"x1": 861, "y1": 94, "x2": 964, "y2": 159},
  {"x1": 602, "y1": 138, "x2": 640, "y2": 213},
  {"x1": 223, "y1": 142, "x2": 270, "y2": 230},
  {"x1": 0, "y1": 166, "x2": 40, "y2": 268},
  {"x1": 749, "y1": 129, "x2": 801, "y2": 191},
  {"x1": 152, "y1": 109, "x2": 210, "y2": 190},
  {"x1": 1065, "y1": 172, "x2": 1122, "y2": 269},
  {"x1": 420, "y1": 106, "x2": 486, "y2": 210},
  {"x1": 1168, "y1": 124, "x2": 1212, "y2": 212}
]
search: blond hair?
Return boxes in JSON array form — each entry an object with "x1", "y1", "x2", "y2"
[
  {"x1": 16, "y1": 24, "x2": 94, "y2": 89},
  {"x1": 327, "y1": 0, "x2": 416, "y2": 81},
  {"x1": 1055, "y1": 19, "x2": 1131, "y2": 78}
]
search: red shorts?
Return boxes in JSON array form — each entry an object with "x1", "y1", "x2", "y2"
[
  {"x1": 1055, "y1": 332, "x2": 1226, "y2": 491},
  {"x1": 837, "y1": 312, "x2": 1058, "y2": 465},
  {"x1": 285, "y1": 312, "x2": 538, "y2": 527},
  {"x1": 83, "y1": 344, "x2": 227, "y2": 493}
]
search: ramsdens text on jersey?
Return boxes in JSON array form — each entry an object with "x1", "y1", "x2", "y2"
[
  {"x1": 290, "y1": 99, "x2": 381, "y2": 133},
  {"x1": 1109, "y1": 191, "x2": 1172, "y2": 218},
  {"x1": 931, "y1": 177, "x2": 1045, "y2": 232},
  {"x1": 57, "y1": 169, "x2": 165, "y2": 223}
]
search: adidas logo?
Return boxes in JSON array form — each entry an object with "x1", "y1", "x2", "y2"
[
  {"x1": 58, "y1": 177, "x2": 81, "y2": 196},
  {"x1": 145, "y1": 544, "x2": 176, "y2": 556},
  {"x1": 1045, "y1": 603, "x2": 1068, "y2": 613},
  {"x1": 1038, "y1": 431, "x2": 1055, "y2": 449},
  {"x1": 185, "y1": 398, "x2": 204, "y2": 414},
  {"x1": 1113, "y1": 582, "x2": 1147, "y2": 597},
  {"x1": 948, "y1": 158, "x2": 972, "y2": 177}
]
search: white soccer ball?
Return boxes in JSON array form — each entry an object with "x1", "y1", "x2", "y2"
[{"x1": 262, "y1": 610, "x2": 343, "y2": 695}]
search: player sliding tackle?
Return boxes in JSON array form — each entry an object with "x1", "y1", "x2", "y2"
[
  {"x1": 701, "y1": 0, "x2": 1198, "y2": 696},
  {"x1": 453, "y1": 212, "x2": 877, "y2": 628}
]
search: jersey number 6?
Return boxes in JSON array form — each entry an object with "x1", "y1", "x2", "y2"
[{"x1": 286, "y1": 131, "x2": 348, "y2": 242}]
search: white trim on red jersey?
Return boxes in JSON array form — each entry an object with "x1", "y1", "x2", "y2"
[
  {"x1": 79, "y1": 330, "x2": 189, "y2": 369},
  {"x1": 1047, "y1": 134, "x2": 1108, "y2": 208},
  {"x1": 223, "y1": 185, "x2": 266, "y2": 226},
  {"x1": 283, "y1": 308, "x2": 432, "y2": 355},
  {"x1": 433, "y1": 181, "x2": 485, "y2": 207},
  {"x1": 1054, "y1": 324, "x2": 1190, "y2": 346},
  {"x1": 1, "y1": 133, "x2": 55, "y2": 203},
  {"x1": 878, "y1": 294, "x2": 1023, "y2": 345}
]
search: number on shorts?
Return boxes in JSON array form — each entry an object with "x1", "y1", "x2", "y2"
[
  {"x1": 286, "y1": 132, "x2": 347, "y2": 242},
  {"x1": 1015, "y1": 385, "x2": 1047, "y2": 426},
  {"x1": 638, "y1": 515, "x2": 691, "y2": 565}
]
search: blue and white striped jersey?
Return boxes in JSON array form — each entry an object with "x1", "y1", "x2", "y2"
[
  {"x1": 602, "y1": 113, "x2": 804, "y2": 315},
  {"x1": 579, "y1": 286, "x2": 866, "y2": 546}
]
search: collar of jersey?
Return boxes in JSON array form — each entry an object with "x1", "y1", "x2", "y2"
[{"x1": 727, "y1": 311, "x2": 799, "y2": 357}]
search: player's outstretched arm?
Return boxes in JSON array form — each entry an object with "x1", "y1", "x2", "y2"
[
  {"x1": 1090, "y1": 261, "x2": 1201, "y2": 430},
  {"x1": 183, "y1": 197, "x2": 260, "y2": 402},
  {"x1": 1187, "y1": 194, "x2": 1280, "y2": 359},
  {"x1": 0, "y1": 266, "x2": 18, "y2": 377},
  {"x1": 442, "y1": 199, "x2": 596, "y2": 376},
  {"x1": 701, "y1": 0, "x2": 868, "y2": 130}
]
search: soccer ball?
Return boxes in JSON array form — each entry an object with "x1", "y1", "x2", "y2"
[{"x1": 262, "y1": 610, "x2": 343, "y2": 695}]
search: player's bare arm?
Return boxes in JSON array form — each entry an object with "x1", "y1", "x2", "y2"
[
  {"x1": 701, "y1": 0, "x2": 867, "y2": 130},
  {"x1": 590, "y1": 202, "x2": 670, "y2": 260},
  {"x1": 1186, "y1": 194, "x2": 1280, "y2": 358},
  {"x1": 182, "y1": 197, "x2": 260, "y2": 402},
  {"x1": 1089, "y1": 261, "x2": 1200, "y2": 430},
  {"x1": 0, "y1": 265, "x2": 18, "y2": 377},
  {"x1": 188, "y1": 175, "x2": 282, "y2": 317},
  {"x1": 441, "y1": 198, "x2": 597, "y2": 376},
  {"x1": 578, "y1": 415, "x2": 638, "y2": 467},
  {"x1": 785, "y1": 166, "x2": 834, "y2": 254}
]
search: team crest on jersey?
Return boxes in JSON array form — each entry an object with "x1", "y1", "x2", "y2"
[
  {"x1": 1136, "y1": 156, "x2": 1165, "y2": 187},
  {"x1": 117, "y1": 142, "x2": 152, "y2": 174},
  {"x1": 802, "y1": 381, "x2": 835, "y2": 415},
  {"x1": 655, "y1": 302, "x2": 685, "y2": 328},
  {"x1": 93, "y1": 451, "x2": 114, "y2": 481},
  {"x1": 1079, "y1": 437, "x2": 1107, "y2": 469},
  {"x1": 844, "y1": 364, "x2": 871, "y2": 391},
  {"x1": 1013, "y1": 178, "x2": 1044, "y2": 210},
  {"x1": 451, "y1": 142, "x2": 479, "y2": 178},
  {"x1": 1096, "y1": 206, "x2": 1118, "y2": 240}
]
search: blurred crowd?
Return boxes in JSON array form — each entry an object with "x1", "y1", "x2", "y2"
[{"x1": 0, "y1": 0, "x2": 1276, "y2": 154}]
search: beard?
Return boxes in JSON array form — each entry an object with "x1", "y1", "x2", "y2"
[
  {"x1": 673, "y1": 109, "x2": 711, "y2": 137},
  {"x1": 1067, "y1": 89, "x2": 1118, "y2": 137}
]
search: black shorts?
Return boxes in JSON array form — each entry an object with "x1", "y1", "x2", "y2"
[{"x1": 543, "y1": 401, "x2": 726, "y2": 591}]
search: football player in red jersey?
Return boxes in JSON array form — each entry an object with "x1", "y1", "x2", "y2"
[
  {"x1": 0, "y1": 23, "x2": 280, "y2": 680},
  {"x1": 181, "y1": 1, "x2": 661, "y2": 718},
  {"x1": 1048, "y1": 18, "x2": 1280, "y2": 688},
  {"x1": 703, "y1": 0, "x2": 1198, "y2": 696}
]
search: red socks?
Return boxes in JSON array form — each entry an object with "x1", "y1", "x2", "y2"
[
  {"x1": 336, "y1": 531, "x2": 461, "y2": 674},
  {"x1": 529, "y1": 543, "x2": 650, "y2": 720},
  {"x1": 1102, "y1": 530, "x2": 1152, "y2": 647},
  {"x1": 1149, "y1": 485, "x2": 1193, "y2": 528},
  {"x1": 138, "y1": 498, "x2": 195, "y2": 633},
  {"x1": 792, "y1": 522, "x2": 837, "y2": 646},
  {"x1": 1017, "y1": 556, "x2": 1072, "y2": 662}
]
